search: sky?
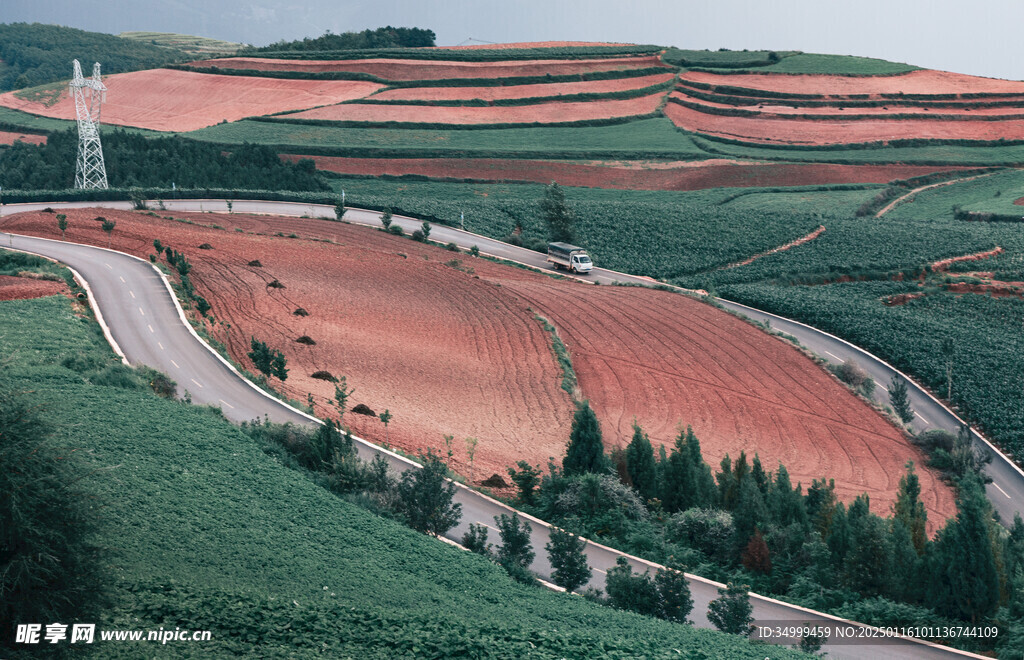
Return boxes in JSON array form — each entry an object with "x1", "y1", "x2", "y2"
[{"x1": 4, "y1": 0, "x2": 1023, "y2": 80}]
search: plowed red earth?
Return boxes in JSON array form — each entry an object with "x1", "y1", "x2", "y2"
[
  {"x1": 288, "y1": 92, "x2": 665, "y2": 124},
  {"x1": 672, "y1": 91, "x2": 1024, "y2": 118},
  {"x1": 0, "y1": 70, "x2": 383, "y2": 132},
  {"x1": 368, "y1": 73, "x2": 675, "y2": 102},
  {"x1": 194, "y1": 55, "x2": 667, "y2": 81},
  {"x1": 680, "y1": 69, "x2": 1024, "y2": 96},
  {"x1": 283, "y1": 154, "x2": 964, "y2": 191},
  {"x1": 0, "y1": 130, "x2": 45, "y2": 145},
  {"x1": 664, "y1": 101, "x2": 1024, "y2": 145},
  {"x1": 0, "y1": 275, "x2": 67, "y2": 300},
  {"x1": 5, "y1": 209, "x2": 956, "y2": 529}
]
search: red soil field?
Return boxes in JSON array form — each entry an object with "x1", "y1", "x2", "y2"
[
  {"x1": 0, "y1": 70, "x2": 383, "y2": 132},
  {"x1": 0, "y1": 275, "x2": 67, "y2": 301},
  {"x1": 3, "y1": 209, "x2": 957, "y2": 530},
  {"x1": 0, "y1": 130, "x2": 46, "y2": 145},
  {"x1": 286, "y1": 92, "x2": 664, "y2": 124},
  {"x1": 4, "y1": 208, "x2": 574, "y2": 484},
  {"x1": 680, "y1": 69, "x2": 1024, "y2": 97},
  {"x1": 664, "y1": 100, "x2": 1024, "y2": 145},
  {"x1": 283, "y1": 154, "x2": 964, "y2": 191},
  {"x1": 194, "y1": 55, "x2": 668, "y2": 81},
  {"x1": 499, "y1": 277, "x2": 955, "y2": 533},
  {"x1": 368, "y1": 72, "x2": 675, "y2": 102}
]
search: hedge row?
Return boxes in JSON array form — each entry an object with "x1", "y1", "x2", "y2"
[
  {"x1": 677, "y1": 78, "x2": 824, "y2": 100},
  {"x1": 953, "y1": 207, "x2": 1024, "y2": 223},
  {"x1": 352, "y1": 80, "x2": 675, "y2": 108},
  {"x1": 689, "y1": 129, "x2": 1024, "y2": 152},
  {"x1": 676, "y1": 83, "x2": 1024, "y2": 110},
  {"x1": 253, "y1": 111, "x2": 663, "y2": 132},
  {"x1": 715, "y1": 182, "x2": 883, "y2": 205},
  {"x1": 230, "y1": 44, "x2": 662, "y2": 62},
  {"x1": 682, "y1": 66, "x2": 915, "y2": 79},
  {"x1": 170, "y1": 63, "x2": 670, "y2": 89},
  {"x1": 668, "y1": 94, "x2": 1024, "y2": 122}
]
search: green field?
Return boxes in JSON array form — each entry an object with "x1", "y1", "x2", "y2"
[
  {"x1": 0, "y1": 292, "x2": 805, "y2": 659},
  {"x1": 330, "y1": 177, "x2": 823, "y2": 276},
  {"x1": 119, "y1": 31, "x2": 244, "y2": 57},
  {"x1": 753, "y1": 53, "x2": 919, "y2": 75},
  {"x1": 884, "y1": 168, "x2": 1024, "y2": 219}
]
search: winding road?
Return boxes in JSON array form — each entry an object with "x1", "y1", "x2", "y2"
[{"x1": 1, "y1": 198, "x2": 1008, "y2": 660}]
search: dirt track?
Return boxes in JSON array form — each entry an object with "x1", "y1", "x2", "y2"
[{"x1": 4, "y1": 209, "x2": 956, "y2": 529}]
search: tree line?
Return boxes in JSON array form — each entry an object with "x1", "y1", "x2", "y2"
[
  {"x1": 0, "y1": 23, "x2": 188, "y2": 92},
  {"x1": 0, "y1": 129, "x2": 330, "y2": 192},
  {"x1": 241, "y1": 26, "x2": 436, "y2": 54}
]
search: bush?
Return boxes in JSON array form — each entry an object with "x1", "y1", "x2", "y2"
[
  {"x1": 707, "y1": 582, "x2": 754, "y2": 636},
  {"x1": 668, "y1": 508, "x2": 735, "y2": 559},
  {"x1": 293, "y1": 307, "x2": 309, "y2": 316},
  {"x1": 411, "y1": 229, "x2": 425, "y2": 242},
  {"x1": 248, "y1": 260, "x2": 263, "y2": 267},
  {"x1": 88, "y1": 364, "x2": 147, "y2": 390},
  {"x1": 462, "y1": 523, "x2": 491, "y2": 555},
  {"x1": 295, "y1": 335, "x2": 316, "y2": 345},
  {"x1": 311, "y1": 370, "x2": 335, "y2": 382},
  {"x1": 605, "y1": 557, "x2": 659, "y2": 617},
  {"x1": 389, "y1": 224, "x2": 404, "y2": 236},
  {"x1": 396, "y1": 451, "x2": 461, "y2": 537}
]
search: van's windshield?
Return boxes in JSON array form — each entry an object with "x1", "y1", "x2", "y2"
[{"x1": 577, "y1": 256, "x2": 592, "y2": 264}]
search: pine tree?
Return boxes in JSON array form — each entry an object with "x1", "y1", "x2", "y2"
[
  {"x1": 507, "y1": 460, "x2": 542, "y2": 505},
  {"x1": 397, "y1": 451, "x2": 462, "y2": 537},
  {"x1": 707, "y1": 582, "x2": 754, "y2": 636},
  {"x1": 889, "y1": 375, "x2": 913, "y2": 425},
  {"x1": 827, "y1": 502, "x2": 853, "y2": 563},
  {"x1": 625, "y1": 422, "x2": 657, "y2": 502},
  {"x1": 893, "y1": 460, "x2": 927, "y2": 554},
  {"x1": 929, "y1": 474, "x2": 1001, "y2": 624},
  {"x1": 56, "y1": 213, "x2": 68, "y2": 240},
  {"x1": 750, "y1": 454, "x2": 769, "y2": 495},
  {"x1": 769, "y1": 464, "x2": 807, "y2": 529},
  {"x1": 495, "y1": 513, "x2": 534, "y2": 570},
  {"x1": 655, "y1": 561, "x2": 694, "y2": 623},
  {"x1": 805, "y1": 478, "x2": 837, "y2": 537},
  {"x1": 683, "y1": 426, "x2": 717, "y2": 508},
  {"x1": 563, "y1": 401, "x2": 609, "y2": 476},
  {"x1": 741, "y1": 528, "x2": 772, "y2": 574},
  {"x1": 733, "y1": 476, "x2": 768, "y2": 552},
  {"x1": 717, "y1": 454, "x2": 736, "y2": 510},
  {"x1": 845, "y1": 511, "x2": 892, "y2": 596},
  {"x1": 541, "y1": 181, "x2": 575, "y2": 243},
  {"x1": 546, "y1": 527, "x2": 592, "y2": 593}
]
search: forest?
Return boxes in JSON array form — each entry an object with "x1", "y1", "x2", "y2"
[
  {"x1": 241, "y1": 26, "x2": 437, "y2": 53},
  {"x1": 0, "y1": 23, "x2": 188, "y2": 91}
]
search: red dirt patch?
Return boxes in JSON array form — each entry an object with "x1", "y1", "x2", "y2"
[
  {"x1": 664, "y1": 100, "x2": 1024, "y2": 145},
  {"x1": 4, "y1": 209, "x2": 957, "y2": 529},
  {"x1": 0, "y1": 130, "x2": 45, "y2": 146},
  {"x1": 368, "y1": 73, "x2": 675, "y2": 102},
  {"x1": 727, "y1": 225, "x2": 825, "y2": 268},
  {"x1": 883, "y1": 292, "x2": 926, "y2": 306},
  {"x1": 1014, "y1": 197, "x2": 1024, "y2": 206},
  {"x1": 286, "y1": 93, "x2": 665, "y2": 124},
  {"x1": 680, "y1": 69, "x2": 1024, "y2": 97},
  {"x1": 194, "y1": 55, "x2": 668, "y2": 81},
  {"x1": 283, "y1": 154, "x2": 965, "y2": 191},
  {"x1": 931, "y1": 246, "x2": 1004, "y2": 272},
  {"x1": 0, "y1": 69, "x2": 384, "y2": 132},
  {"x1": 0, "y1": 274, "x2": 67, "y2": 301}
]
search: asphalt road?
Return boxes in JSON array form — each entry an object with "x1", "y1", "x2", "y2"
[{"x1": 1, "y1": 198, "x2": 1002, "y2": 659}]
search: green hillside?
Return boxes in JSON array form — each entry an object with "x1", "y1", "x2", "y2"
[
  {"x1": 0, "y1": 22, "x2": 189, "y2": 92},
  {"x1": 0, "y1": 290, "x2": 804, "y2": 659}
]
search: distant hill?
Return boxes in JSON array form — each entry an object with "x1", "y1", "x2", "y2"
[
  {"x1": 119, "y1": 31, "x2": 244, "y2": 57},
  {"x1": 241, "y1": 25, "x2": 436, "y2": 53},
  {"x1": 0, "y1": 22, "x2": 189, "y2": 92}
]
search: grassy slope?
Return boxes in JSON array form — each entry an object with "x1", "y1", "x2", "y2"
[{"x1": 0, "y1": 292, "x2": 803, "y2": 659}]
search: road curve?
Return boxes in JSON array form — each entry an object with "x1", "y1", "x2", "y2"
[{"x1": 0, "y1": 200, "x2": 999, "y2": 659}]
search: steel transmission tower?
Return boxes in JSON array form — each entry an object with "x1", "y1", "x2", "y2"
[{"x1": 70, "y1": 60, "x2": 108, "y2": 189}]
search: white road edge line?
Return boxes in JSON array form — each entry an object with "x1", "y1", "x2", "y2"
[
  {"x1": 825, "y1": 350, "x2": 842, "y2": 361},
  {"x1": 218, "y1": 399, "x2": 234, "y2": 409},
  {"x1": 877, "y1": 382, "x2": 888, "y2": 392},
  {"x1": 3, "y1": 206, "x2": 996, "y2": 660},
  {"x1": 993, "y1": 482, "x2": 1011, "y2": 499}
]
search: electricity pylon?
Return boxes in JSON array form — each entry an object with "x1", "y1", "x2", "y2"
[{"x1": 70, "y1": 60, "x2": 108, "y2": 189}]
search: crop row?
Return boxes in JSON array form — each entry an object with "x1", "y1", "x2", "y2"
[{"x1": 235, "y1": 44, "x2": 662, "y2": 61}]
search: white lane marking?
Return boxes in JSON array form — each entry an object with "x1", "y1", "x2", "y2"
[
  {"x1": 592, "y1": 567, "x2": 607, "y2": 575},
  {"x1": 119, "y1": 276, "x2": 125, "y2": 283},
  {"x1": 218, "y1": 399, "x2": 235, "y2": 410},
  {"x1": 915, "y1": 411, "x2": 930, "y2": 424},
  {"x1": 129, "y1": 290, "x2": 135, "y2": 299},
  {"x1": 825, "y1": 350, "x2": 842, "y2": 361},
  {"x1": 876, "y1": 382, "x2": 888, "y2": 392},
  {"x1": 139, "y1": 307, "x2": 145, "y2": 316},
  {"x1": 170, "y1": 360, "x2": 180, "y2": 368},
  {"x1": 157, "y1": 342, "x2": 164, "y2": 350},
  {"x1": 476, "y1": 521, "x2": 500, "y2": 532},
  {"x1": 992, "y1": 482, "x2": 1011, "y2": 499},
  {"x1": 148, "y1": 324, "x2": 154, "y2": 333},
  {"x1": 190, "y1": 378, "x2": 203, "y2": 388},
  {"x1": 105, "y1": 263, "x2": 112, "y2": 269}
]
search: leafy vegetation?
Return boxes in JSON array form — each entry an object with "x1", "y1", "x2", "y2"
[
  {"x1": 118, "y1": 31, "x2": 243, "y2": 57},
  {"x1": 0, "y1": 22, "x2": 189, "y2": 92},
  {"x1": 753, "y1": 53, "x2": 918, "y2": 75},
  {"x1": 243, "y1": 44, "x2": 660, "y2": 61},
  {"x1": 0, "y1": 293, "x2": 806, "y2": 659}
]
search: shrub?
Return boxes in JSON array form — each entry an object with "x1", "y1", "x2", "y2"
[
  {"x1": 667, "y1": 508, "x2": 735, "y2": 559},
  {"x1": 267, "y1": 279, "x2": 285, "y2": 289},
  {"x1": 293, "y1": 307, "x2": 309, "y2": 316},
  {"x1": 311, "y1": 370, "x2": 335, "y2": 381},
  {"x1": 495, "y1": 513, "x2": 535, "y2": 572},
  {"x1": 446, "y1": 242, "x2": 459, "y2": 252},
  {"x1": 389, "y1": 224, "x2": 404, "y2": 236},
  {"x1": 198, "y1": 243, "x2": 214, "y2": 250},
  {"x1": 605, "y1": 557, "x2": 659, "y2": 616},
  {"x1": 89, "y1": 364, "x2": 147, "y2": 390},
  {"x1": 707, "y1": 582, "x2": 754, "y2": 636},
  {"x1": 396, "y1": 450, "x2": 461, "y2": 537},
  {"x1": 295, "y1": 335, "x2": 316, "y2": 345},
  {"x1": 411, "y1": 229, "x2": 425, "y2": 242},
  {"x1": 248, "y1": 260, "x2": 263, "y2": 267},
  {"x1": 462, "y1": 523, "x2": 491, "y2": 555}
]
